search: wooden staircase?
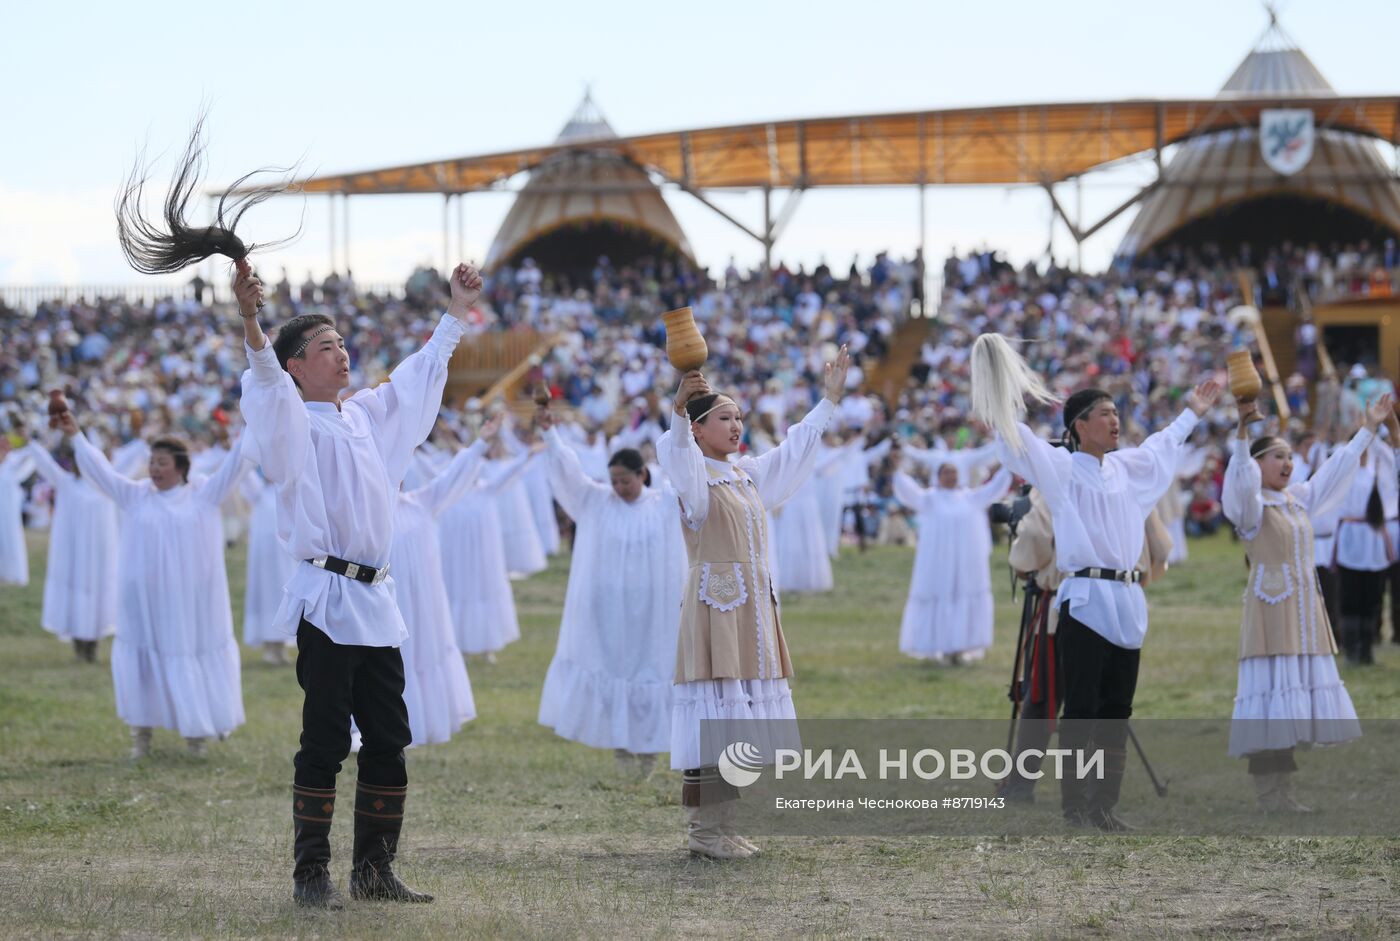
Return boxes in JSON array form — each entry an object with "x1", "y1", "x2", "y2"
[{"x1": 866, "y1": 317, "x2": 935, "y2": 402}]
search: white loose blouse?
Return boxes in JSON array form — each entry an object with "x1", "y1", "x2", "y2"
[
  {"x1": 994, "y1": 408, "x2": 1200, "y2": 649},
  {"x1": 239, "y1": 313, "x2": 466, "y2": 647}
]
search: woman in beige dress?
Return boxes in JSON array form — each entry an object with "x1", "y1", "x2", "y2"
[
  {"x1": 658, "y1": 347, "x2": 849, "y2": 860},
  {"x1": 1221, "y1": 394, "x2": 1389, "y2": 811}
]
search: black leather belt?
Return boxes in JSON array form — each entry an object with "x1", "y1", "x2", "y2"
[
  {"x1": 1072, "y1": 566, "x2": 1142, "y2": 584},
  {"x1": 307, "y1": 555, "x2": 389, "y2": 586}
]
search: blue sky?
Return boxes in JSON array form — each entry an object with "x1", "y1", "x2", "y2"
[{"x1": 4, "y1": 0, "x2": 1397, "y2": 287}]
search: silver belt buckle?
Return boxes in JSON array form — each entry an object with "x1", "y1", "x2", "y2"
[
  {"x1": 344, "y1": 562, "x2": 361, "y2": 580},
  {"x1": 310, "y1": 556, "x2": 328, "y2": 570},
  {"x1": 372, "y1": 564, "x2": 390, "y2": 586}
]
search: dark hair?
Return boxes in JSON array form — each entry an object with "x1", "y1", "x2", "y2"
[
  {"x1": 1063, "y1": 388, "x2": 1112, "y2": 450},
  {"x1": 1366, "y1": 481, "x2": 1385, "y2": 529},
  {"x1": 608, "y1": 448, "x2": 651, "y2": 487},
  {"x1": 685, "y1": 392, "x2": 739, "y2": 424},
  {"x1": 116, "y1": 111, "x2": 299, "y2": 275},
  {"x1": 1249, "y1": 436, "x2": 1288, "y2": 459},
  {"x1": 150, "y1": 436, "x2": 191, "y2": 482},
  {"x1": 272, "y1": 314, "x2": 337, "y2": 389}
]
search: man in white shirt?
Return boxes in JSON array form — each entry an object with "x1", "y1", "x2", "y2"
[
  {"x1": 233, "y1": 259, "x2": 482, "y2": 908},
  {"x1": 996, "y1": 381, "x2": 1219, "y2": 830}
]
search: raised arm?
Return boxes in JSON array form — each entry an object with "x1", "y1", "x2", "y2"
[
  {"x1": 1112, "y1": 406, "x2": 1206, "y2": 512},
  {"x1": 1295, "y1": 426, "x2": 1374, "y2": 518},
  {"x1": 481, "y1": 449, "x2": 536, "y2": 496},
  {"x1": 543, "y1": 424, "x2": 608, "y2": 521},
  {"x1": 994, "y1": 424, "x2": 1073, "y2": 511},
  {"x1": 342, "y1": 264, "x2": 483, "y2": 485},
  {"x1": 1222, "y1": 434, "x2": 1265, "y2": 539},
  {"x1": 891, "y1": 470, "x2": 928, "y2": 510},
  {"x1": 1, "y1": 446, "x2": 36, "y2": 486},
  {"x1": 412, "y1": 438, "x2": 489, "y2": 518},
  {"x1": 969, "y1": 467, "x2": 1014, "y2": 508},
  {"x1": 23, "y1": 442, "x2": 73, "y2": 490},
  {"x1": 193, "y1": 435, "x2": 252, "y2": 505},
  {"x1": 70, "y1": 431, "x2": 146, "y2": 508},
  {"x1": 659, "y1": 370, "x2": 718, "y2": 528},
  {"x1": 746, "y1": 398, "x2": 837, "y2": 509}
]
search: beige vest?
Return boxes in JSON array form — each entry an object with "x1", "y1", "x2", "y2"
[
  {"x1": 674, "y1": 463, "x2": 794, "y2": 683},
  {"x1": 1239, "y1": 495, "x2": 1337, "y2": 659}
]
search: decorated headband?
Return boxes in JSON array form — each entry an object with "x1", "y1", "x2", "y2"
[
  {"x1": 292, "y1": 324, "x2": 336, "y2": 358},
  {"x1": 692, "y1": 395, "x2": 740, "y2": 424},
  {"x1": 1250, "y1": 439, "x2": 1290, "y2": 460}
]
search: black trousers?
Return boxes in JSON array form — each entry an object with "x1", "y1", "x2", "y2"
[
  {"x1": 1056, "y1": 605, "x2": 1140, "y2": 813},
  {"x1": 293, "y1": 618, "x2": 411, "y2": 791},
  {"x1": 1338, "y1": 567, "x2": 1384, "y2": 619},
  {"x1": 1315, "y1": 565, "x2": 1341, "y2": 643}
]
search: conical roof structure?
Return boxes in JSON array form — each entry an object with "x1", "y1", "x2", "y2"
[
  {"x1": 485, "y1": 94, "x2": 694, "y2": 274},
  {"x1": 1118, "y1": 16, "x2": 1400, "y2": 257}
]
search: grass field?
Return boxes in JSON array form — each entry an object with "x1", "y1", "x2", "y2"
[{"x1": 1, "y1": 529, "x2": 1398, "y2": 939}]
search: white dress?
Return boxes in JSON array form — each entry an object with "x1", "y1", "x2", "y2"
[
  {"x1": 73, "y1": 432, "x2": 248, "y2": 738},
  {"x1": 239, "y1": 470, "x2": 297, "y2": 647},
  {"x1": 0, "y1": 447, "x2": 35, "y2": 585},
  {"x1": 537, "y1": 428, "x2": 686, "y2": 754},
  {"x1": 523, "y1": 447, "x2": 561, "y2": 557},
  {"x1": 774, "y1": 467, "x2": 835, "y2": 594},
  {"x1": 816, "y1": 442, "x2": 848, "y2": 558},
  {"x1": 440, "y1": 450, "x2": 533, "y2": 655},
  {"x1": 894, "y1": 469, "x2": 1012, "y2": 659},
  {"x1": 489, "y1": 455, "x2": 548, "y2": 578},
  {"x1": 393, "y1": 442, "x2": 487, "y2": 745},
  {"x1": 1222, "y1": 432, "x2": 1365, "y2": 757},
  {"x1": 25, "y1": 444, "x2": 118, "y2": 642}
]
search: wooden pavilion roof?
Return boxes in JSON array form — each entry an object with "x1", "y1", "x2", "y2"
[{"x1": 263, "y1": 96, "x2": 1400, "y2": 196}]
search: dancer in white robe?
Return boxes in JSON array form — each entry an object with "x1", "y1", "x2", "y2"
[
  {"x1": 536, "y1": 414, "x2": 686, "y2": 773},
  {"x1": 24, "y1": 442, "x2": 119, "y2": 660},
  {"x1": 485, "y1": 434, "x2": 548, "y2": 578},
  {"x1": 240, "y1": 468, "x2": 297, "y2": 663},
  {"x1": 894, "y1": 462, "x2": 1013, "y2": 662},
  {"x1": 393, "y1": 425, "x2": 494, "y2": 745},
  {"x1": 0, "y1": 439, "x2": 35, "y2": 586},
  {"x1": 441, "y1": 448, "x2": 535, "y2": 660},
  {"x1": 59, "y1": 412, "x2": 248, "y2": 757},
  {"x1": 774, "y1": 460, "x2": 836, "y2": 594}
]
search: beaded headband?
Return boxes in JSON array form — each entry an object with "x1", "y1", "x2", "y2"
[{"x1": 292, "y1": 324, "x2": 336, "y2": 358}]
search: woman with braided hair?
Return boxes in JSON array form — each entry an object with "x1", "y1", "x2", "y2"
[
  {"x1": 657, "y1": 346, "x2": 849, "y2": 861},
  {"x1": 1221, "y1": 395, "x2": 1386, "y2": 811}
]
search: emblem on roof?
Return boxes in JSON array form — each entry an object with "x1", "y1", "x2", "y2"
[{"x1": 1260, "y1": 109, "x2": 1314, "y2": 176}]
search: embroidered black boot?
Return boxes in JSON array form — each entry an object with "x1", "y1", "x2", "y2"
[
  {"x1": 349, "y1": 781, "x2": 433, "y2": 902},
  {"x1": 292, "y1": 784, "x2": 344, "y2": 909}
]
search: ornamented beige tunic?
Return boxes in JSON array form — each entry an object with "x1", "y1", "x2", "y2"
[
  {"x1": 1222, "y1": 429, "x2": 1370, "y2": 757},
  {"x1": 659, "y1": 398, "x2": 835, "y2": 769}
]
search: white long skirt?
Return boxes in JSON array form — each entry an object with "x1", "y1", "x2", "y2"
[
  {"x1": 497, "y1": 478, "x2": 547, "y2": 578},
  {"x1": 899, "y1": 590, "x2": 993, "y2": 659},
  {"x1": 0, "y1": 483, "x2": 28, "y2": 586},
  {"x1": 440, "y1": 493, "x2": 521, "y2": 655},
  {"x1": 243, "y1": 495, "x2": 296, "y2": 647},
  {"x1": 1167, "y1": 517, "x2": 1188, "y2": 565},
  {"x1": 774, "y1": 491, "x2": 834, "y2": 594},
  {"x1": 669, "y1": 678, "x2": 800, "y2": 770},
  {"x1": 1228, "y1": 654, "x2": 1361, "y2": 757},
  {"x1": 540, "y1": 658, "x2": 672, "y2": 754}
]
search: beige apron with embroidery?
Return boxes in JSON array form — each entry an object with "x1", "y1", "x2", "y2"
[
  {"x1": 1240, "y1": 497, "x2": 1337, "y2": 659},
  {"x1": 675, "y1": 464, "x2": 794, "y2": 683}
]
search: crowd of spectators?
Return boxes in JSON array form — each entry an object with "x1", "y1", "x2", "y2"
[{"x1": 1, "y1": 240, "x2": 1392, "y2": 544}]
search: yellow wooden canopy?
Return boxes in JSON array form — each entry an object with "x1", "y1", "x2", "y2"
[{"x1": 270, "y1": 96, "x2": 1400, "y2": 196}]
